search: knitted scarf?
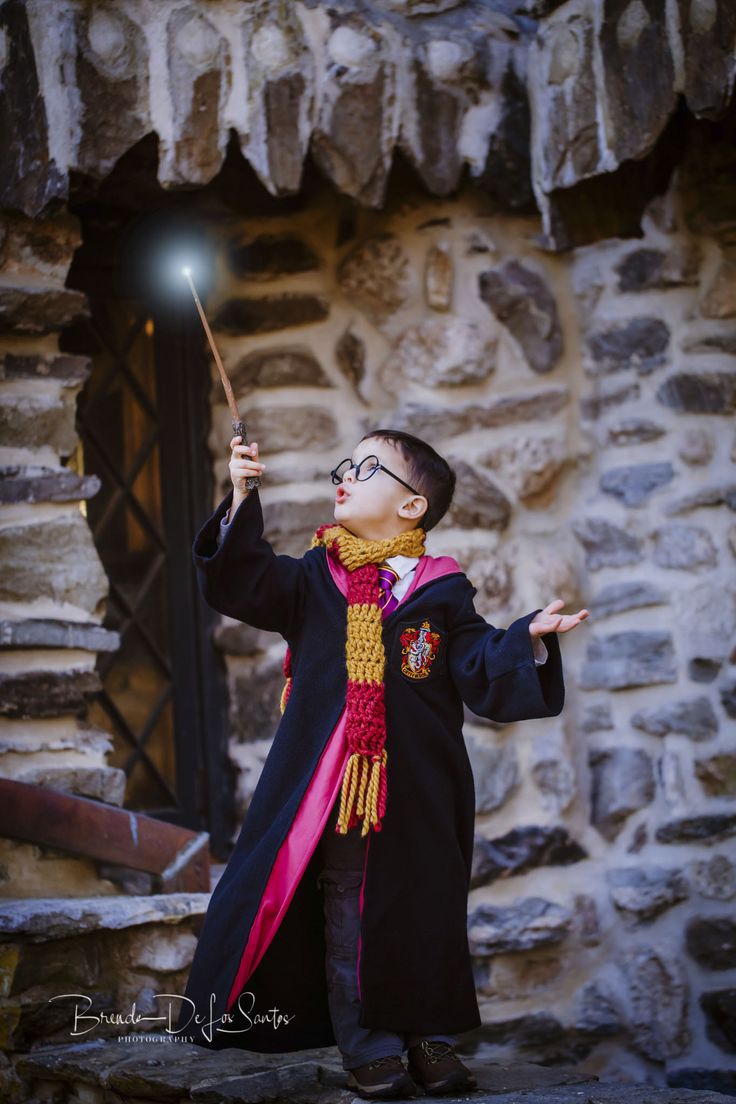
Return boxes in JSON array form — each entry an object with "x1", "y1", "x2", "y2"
[{"x1": 279, "y1": 523, "x2": 427, "y2": 837}]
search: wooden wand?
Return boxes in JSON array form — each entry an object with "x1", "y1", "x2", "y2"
[{"x1": 182, "y1": 266, "x2": 261, "y2": 491}]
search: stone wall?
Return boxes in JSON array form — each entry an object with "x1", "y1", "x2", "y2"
[
  {"x1": 0, "y1": 210, "x2": 128, "y2": 896},
  {"x1": 0, "y1": 0, "x2": 734, "y2": 1085}
]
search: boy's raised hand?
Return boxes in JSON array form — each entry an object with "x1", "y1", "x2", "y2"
[
  {"x1": 229, "y1": 434, "x2": 266, "y2": 496},
  {"x1": 529, "y1": 599, "x2": 589, "y2": 638}
]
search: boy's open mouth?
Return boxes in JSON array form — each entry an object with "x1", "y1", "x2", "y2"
[{"x1": 335, "y1": 486, "x2": 351, "y2": 503}]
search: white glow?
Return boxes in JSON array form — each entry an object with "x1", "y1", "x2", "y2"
[{"x1": 161, "y1": 249, "x2": 211, "y2": 298}]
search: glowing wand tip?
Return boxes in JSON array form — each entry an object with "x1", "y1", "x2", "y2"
[{"x1": 181, "y1": 265, "x2": 192, "y2": 277}]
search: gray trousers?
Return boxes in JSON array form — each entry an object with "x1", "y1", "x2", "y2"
[{"x1": 316, "y1": 793, "x2": 457, "y2": 1070}]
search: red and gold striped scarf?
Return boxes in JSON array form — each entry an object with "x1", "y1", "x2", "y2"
[{"x1": 279, "y1": 522, "x2": 427, "y2": 837}]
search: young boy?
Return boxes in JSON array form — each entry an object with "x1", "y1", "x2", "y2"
[{"x1": 177, "y1": 429, "x2": 587, "y2": 1099}]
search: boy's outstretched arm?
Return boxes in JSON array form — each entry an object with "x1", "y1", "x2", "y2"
[
  {"x1": 447, "y1": 583, "x2": 565, "y2": 723},
  {"x1": 192, "y1": 446, "x2": 306, "y2": 637}
]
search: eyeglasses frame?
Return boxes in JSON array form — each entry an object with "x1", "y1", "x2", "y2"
[{"x1": 330, "y1": 454, "x2": 423, "y2": 500}]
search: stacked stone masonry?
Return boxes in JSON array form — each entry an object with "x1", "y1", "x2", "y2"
[{"x1": 0, "y1": 0, "x2": 735, "y2": 1090}]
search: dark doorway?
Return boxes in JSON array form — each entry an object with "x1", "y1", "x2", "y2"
[
  {"x1": 60, "y1": 196, "x2": 235, "y2": 859},
  {"x1": 58, "y1": 132, "x2": 338, "y2": 860}
]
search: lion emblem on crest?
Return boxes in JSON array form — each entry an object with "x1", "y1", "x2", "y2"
[{"x1": 399, "y1": 620, "x2": 442, "y2": 680}]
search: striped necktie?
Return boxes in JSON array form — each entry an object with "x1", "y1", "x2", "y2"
[{"x1": 377, "y1": 562, "x2": 400, "y2": 617}]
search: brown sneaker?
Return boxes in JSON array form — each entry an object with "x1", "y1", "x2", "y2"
[
  {"x1": 406, "y1": 1040, "x2": 478, "y2": 1095},
  {"x1": 346, "y1": 1053, "x2": 419, "y2": 1099}
]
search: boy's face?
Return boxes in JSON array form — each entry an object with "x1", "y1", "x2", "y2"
[{"x1": 333, "y1": 437, "x2": 428, "y2": 541}]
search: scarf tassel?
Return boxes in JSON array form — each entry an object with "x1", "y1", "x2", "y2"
[
  {"x1": 335, "y1": 748, "x2": 388, "y2": 836},
  {"x1": 280, "y1": 650, "x2": 293, "y2": 714}
]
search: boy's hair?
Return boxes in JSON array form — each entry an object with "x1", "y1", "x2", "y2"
[{"x1": 358, "y1": 428, "x2": 456, "y2": 532}]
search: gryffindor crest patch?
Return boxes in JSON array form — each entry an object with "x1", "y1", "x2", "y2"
[{"x1": 398, "y1": 619, "x2": 442, "y2": 681}]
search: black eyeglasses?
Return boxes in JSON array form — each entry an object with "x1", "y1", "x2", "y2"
[{"x1": 330, "y1": 455, "x2": 422, "y2": 498}]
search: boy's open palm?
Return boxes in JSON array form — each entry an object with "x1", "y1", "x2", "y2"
[{"x1": 529, "y1": 599, "x2": 589, "y2": 638}]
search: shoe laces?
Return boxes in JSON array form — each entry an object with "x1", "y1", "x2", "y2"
[
  {"x1": 419, "y1": 1041, "x2": 456, "y2": 1064},
  {"x1": 367, "y1": 1054, "x2": 402, "y2": 1070}
]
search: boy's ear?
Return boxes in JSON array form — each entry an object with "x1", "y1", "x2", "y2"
[{"x1": 401, "y1": 495, "x2": 427, "y2": 519}]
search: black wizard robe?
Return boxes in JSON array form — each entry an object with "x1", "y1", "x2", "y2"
[{"x1": 176, "y1": 487, "x2": 565, "y2": 1052}]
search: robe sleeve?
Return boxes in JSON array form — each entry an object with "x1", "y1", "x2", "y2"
[
  {"x1": 192, "y1": 486, "x2": 307, "y2": 638},
  {"x1": 447, "y1": 583, "x2": 564, "y2": 722},
  {"x1": 532, "y1": 636, "x2": 548, "y2": 665}
]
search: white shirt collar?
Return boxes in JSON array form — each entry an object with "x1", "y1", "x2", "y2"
[{"x1": 384, "y1": 554, "x2": 420, "y2": 578}]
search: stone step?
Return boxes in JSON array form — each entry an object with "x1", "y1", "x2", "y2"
[
  {"x1": 2, "y1": 1036, "x2": 734, "y2": 1104},
  {"x1": 0, "y1": 893, "x2": 211, "y2": 1054},
  {"x1": 2, "y1": 898, "x2": 733, "y2": 1103},
  {"x1": 0, "y1": 892, "x2": 210, "y2": 940},
  {"x1": 211, "y1": 861, "x2": 227, "y2": 892}
]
